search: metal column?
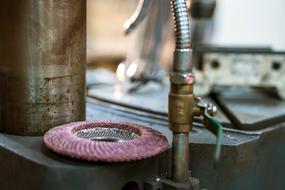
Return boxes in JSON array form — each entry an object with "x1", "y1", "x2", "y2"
[{"x1": 0, "y1": 0, "x2": 86, "y2": 135}]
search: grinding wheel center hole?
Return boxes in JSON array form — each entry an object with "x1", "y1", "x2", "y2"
[
  {"x1": 91, "y1": 137, "x2": 119, "y2": 142},
  {"x1": 75, "y1": 127, "x2": 139, "y2": 142}
]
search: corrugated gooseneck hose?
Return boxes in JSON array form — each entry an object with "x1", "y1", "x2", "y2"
[
  {"x1": 170, "y1": 0, "x2": 193, "y2": 73},
  {"x1": 170, "y1": 0, "x2": 191, "y2": 49}
]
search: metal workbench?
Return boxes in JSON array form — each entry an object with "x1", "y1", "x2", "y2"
[{"x1": 1, "y1": 89, "x2": 285, "y2": 190}]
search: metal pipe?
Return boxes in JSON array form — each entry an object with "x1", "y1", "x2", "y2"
[
  {"x1": 172, "y1": 132, "x2": 189, "y2": 182},
  {"x1": 0, "y1": 0, "x2": 86, "y2": 135},
  {"x1": 124, "y1": 0, "x2": 195, "y2": 183},
  {"x1": 170, "y1": 0, "x2": 192, "y2": 71},
  {"x1": 169, "y1": 0, "x2": 193, "y2": 183}
]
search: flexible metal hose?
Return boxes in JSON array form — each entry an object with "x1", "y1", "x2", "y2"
[{"x1": 170, "y1": 0, "x2": 191, "y2": 49}]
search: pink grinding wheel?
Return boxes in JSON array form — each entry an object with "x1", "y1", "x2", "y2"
[{"x1": 43, "y1": 120, "x2": 169, "y2": 162}]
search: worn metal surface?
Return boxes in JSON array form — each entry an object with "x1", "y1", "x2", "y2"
[
  {"x1": 0, "y1": 99, "x2": 285, "y2": 189},
  {"x1": 0, "y1": 134, "x2": 163, "y2": 190},
  {"x1": 88, "y1": 84, "x2": 285, "y2": 130},
  {"x1": 87, "y1": 83, "x2": 231, "y2": 126},
  {"x1": 213, "y1": 88, "x2": 285, "y2": 130},
  {"x1": 0, "y1": 0, "x2": 86, "y2": 135},
  {"x1": 87, "y1": 98, "x2": 285, "y2": 190},
  {"x1": 144, "y1": 176, "x2": 201, "y2": 190}
]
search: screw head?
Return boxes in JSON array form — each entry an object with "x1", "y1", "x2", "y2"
[{"x1": 207, "y1": 104, "x2": 218, "y2": 116}]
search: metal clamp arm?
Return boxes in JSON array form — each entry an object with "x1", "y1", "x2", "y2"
[{"x1": 124, "y1": 0, "x2": 152, "y2": 34}]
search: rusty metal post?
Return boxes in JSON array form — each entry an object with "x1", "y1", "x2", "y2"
[{"x1": 0, "y1": 0, "x2": 86, "y2": 135}]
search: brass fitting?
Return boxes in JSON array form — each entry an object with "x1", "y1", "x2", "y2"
[
  {"x1": 168, "y1": 70, "x2": 202, "y2": 133},
  {"x1": 168, "y1": 93, "x2": 195, "y2": 132}
]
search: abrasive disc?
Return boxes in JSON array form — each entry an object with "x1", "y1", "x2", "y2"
[{"x1": 44, "y1": 120, "x2": 169, "y2": 162}]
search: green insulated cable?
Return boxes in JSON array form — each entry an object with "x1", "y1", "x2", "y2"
[{"x1": 204, "y1": 111, "x2": 224, "y2": 164}]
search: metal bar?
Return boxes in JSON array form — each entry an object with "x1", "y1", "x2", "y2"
[{"x1": 172, "y1": 132, "x2": 189, "y2": 182}]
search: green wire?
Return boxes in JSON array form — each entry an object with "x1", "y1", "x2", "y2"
[
  {"x1": 205, "y1": 112, "x2": 224, "y2": 164},
  {"x1": 209, "y1": 116, "x2": 223, "y2": 163}
]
